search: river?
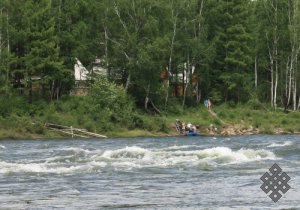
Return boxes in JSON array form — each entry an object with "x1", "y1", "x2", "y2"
[{"x1": 0, "y1": 135, "x2": 299, "y2": 209}]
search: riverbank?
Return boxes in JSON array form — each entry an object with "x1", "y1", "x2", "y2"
[
  {"x1": 165, "y1": 104, "x2": 300, "y2": 137},
  {"x1": 0, "y1": 104, "x2": 299, "y2": 140}
]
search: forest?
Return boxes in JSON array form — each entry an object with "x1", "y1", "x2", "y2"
[{"x1": 1, "y1": 0, "x2": 300, "y2": 138}]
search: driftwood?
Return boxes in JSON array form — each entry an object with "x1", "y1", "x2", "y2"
[
  {"x1": 45, "y1": 123, "x2": 107, "y2": 138},
  {"x1": 47, "y1": 127, "x2": 89, "y2": 138}
]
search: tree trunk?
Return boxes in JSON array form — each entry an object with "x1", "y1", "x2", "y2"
[
  {"x1": 294, "y1": 54, "x2": 298, "y2": 111},
  {"x1": 104, "y1": 9, "x2": 109, "y2": 77},
  {"x1": 255, "y1": 56, "x2": 258, "y2": 89},
  {"x1": 28, "y1": 73, "x2": 32, "y2": 104},
  {"x1": 293, "y1": 79, "x2": 297, "y2": 111},
  {"x1": 145, "y1": 84, "x2": 150, "y2": 111},
  {"x1": 50, "y1": 80, "x2": 55, "y2": 101},
  {"x1": 266, "y1": 0, "x2": 278, "y2": 109},
  {"x1": 286, "y1": 0, "x2": 300, "y2": 110},
  {"x1": 149, "y1": 98, "x2": 161, "y2": 115},
  {"x1": 198, "y1": 0, "x2": 205, "y2": 36},
  {"x1": 165, "y1": 11, "x2": 178, "y2": 110},
  {"x1": 0, "y1": 8, "x2": 2, "y2": 60},
  {"x1": 182, "y1": 82, "x2": 188, "y2": 109},
  {"x1": 268, "y1": 43, "x2": 274, "y2": 107},
  {"x1": 287, "y1": 56, "x2": 293, "y2": 106},
  {"x1": 57, "y1": 0, "x2": 62, "y2": 49},
  {"x1": 285, "y1": 57, "x2": 289, "y2": 105},
  {"x1": 273, "y1": 1, "x2": 278, "y2": 109},
  {"x1": 125, "y1": 73, "x2": 130, "y2": 92},
  {"x1": 274, "y1": 42, "x2": 278, "y2": 109},
  {"x1": 197, "y1": 86, "x2": 201, "y2": 102},
  {"x1": 274, "y1": 64, "x2": 278, "y2": 109},
  {"x1": 298, "y1": 94, "x2": 300, "y2": 110},
  {"x1": 56, "y1": 87, "x2": 59, "y2": 101},
  {"x1": 182, "y1": 50, "x2": 190, "y2": 109},
  {"x1": 0, "y1": 8, "x2": 10, "y2": 94},
  {"x1": 6, "y1": 10, "x2": 9, "y2": 53}
]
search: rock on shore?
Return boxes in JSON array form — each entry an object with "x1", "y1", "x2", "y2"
[{"x1": 205, "y1": 124, "x2": 259, "y2": 136}]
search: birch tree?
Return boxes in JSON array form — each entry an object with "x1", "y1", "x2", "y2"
[
  {"x1": 0, "y1": 1, "x2": 10, "y2": 94},
  {"x1": 164, "y1": 0, "x2": 179, "y2": 109},
  {"x1": 286, "y1": 0, "x2": 300, "y2": 110},
  {"x1": 264, "y1": 0, "x2": 280, "y2": 108}
]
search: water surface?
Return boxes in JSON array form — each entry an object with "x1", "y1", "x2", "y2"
[{"x1": 0, "y1": 135, "x2": 299, "y2": 209}]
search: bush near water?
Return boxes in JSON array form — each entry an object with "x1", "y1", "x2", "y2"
[{"x1": 0, "y1": 76, "x2": 168, "y2": 138}]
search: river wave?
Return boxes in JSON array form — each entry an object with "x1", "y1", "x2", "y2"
[{"x1": 0, "y1": 145, "x2": 277, "y2": 174}]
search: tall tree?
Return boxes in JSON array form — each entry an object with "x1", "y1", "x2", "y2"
[
  {"x1": 218, "y1": 0, "x2": 253, "y2": 103},
  {"x1": 0, "y1": 0, "x2": 10, "y2": 95},
  {"x1": 9, "y1": 0, "x2": 64, "y2": 102}
]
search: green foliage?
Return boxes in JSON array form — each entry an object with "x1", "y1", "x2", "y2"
[
  {"x1": 1, "y1": 0, "x2": 300, "y2": 139},
  {"x1": 1, "y1": 0, "x2": 299, "y2": 109},
  {"x1": 246, "y1": 98, "x2": 264, "y2": 110},
  {"x1": 89, "y1": 75, "x2": 134, "y2": 124},
  {"x1": 226, "y1": 101, "x2": 237, "y2": 108},
  {"x1": 166, "y1": 98, "x2": 184, "y2": 114}
]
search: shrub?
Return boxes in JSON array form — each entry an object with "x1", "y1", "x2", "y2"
[
  {"x1": 0, "y1": 96, "x2": 27, "y2": 117},
  {"x1": 89, "y1": 75, "x2": 135, "y2": 126},
  {"x1": 281, "y1": 118, "x2": 288, "y2": 125},
  {"x1": 84, "y1": 121, "x2": 96, "y2": 132},
  {"x1": 226, "y1": 101, "x2": 237, "y2": 108},
  {"x1": 166, "y1": 98, "x2": 183, "y2": 114},
  {"x1": 247, "y1": 98, "x2": 263, "y2": 110},
  {"x1": 218, "y1": 110, "x2": 228, "y2": 118},
  {"x1": 213, "y1": 118, "x2": 222, "y2": 126}
]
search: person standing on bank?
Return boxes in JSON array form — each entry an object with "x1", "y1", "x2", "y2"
[
  {"x1": 204, "y1": 99, "x2": 208, "y2": 108},
  {"x1": 208, "y1": 99, "x2": 212, "y2": 110}
]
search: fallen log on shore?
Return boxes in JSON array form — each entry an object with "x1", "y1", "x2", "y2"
[{"x1": 45, "y1": 123, "x2": 107, "y2": 138}]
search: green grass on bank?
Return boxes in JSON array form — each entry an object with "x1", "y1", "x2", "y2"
[
  {"x1": 0, "y1": 95, "x2": 169, "y2": 139},
  {"x1": 215, "y1": 104, "x2": 300, "y2": 134},
  {"x1": 0, "y1": 96, "x2": 300, "y2": 139},
  {"x1": 165, "y1": 103, "x2": 300, "y2": 135}
]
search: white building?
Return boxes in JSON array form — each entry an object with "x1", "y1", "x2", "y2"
[{"x1": 74, "y1": 58, "x2": 89, "y2": 81}]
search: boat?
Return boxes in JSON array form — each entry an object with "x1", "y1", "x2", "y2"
[
  {"x1": 175, "y1": 120, "x2": 200, "y2": 136},
  {"x1": 185, "y1": 132, "x2": 200, "y2": 136}
]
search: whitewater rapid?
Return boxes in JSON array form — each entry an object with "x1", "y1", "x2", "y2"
[
  {"x1": 0, "y1": 135, "x2": 299, "y2": 209},
  {"x1": 0, "y1": 145, "x2": 277, "y2": 174}
]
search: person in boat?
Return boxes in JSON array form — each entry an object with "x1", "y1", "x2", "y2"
[
  {"x1": 180, "y1": 122, "x2": 186, "y2": 134},
  {"x1": 192, "y1": 125, "x2": 197, "y2": 133},
  {"x1": 186, "y1": 123, "x2": 191, "y2": 132},
  {"x1": 187, "y1": 123, "x2": 200, "y2": 136},
  {"x1": 187, "y1": 123, "x2": 197, "y2": 133}
]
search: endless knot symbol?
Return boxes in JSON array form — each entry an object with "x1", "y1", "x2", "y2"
[{"x1": 260, "y1": 163, "x2": 291, "y2": 202}]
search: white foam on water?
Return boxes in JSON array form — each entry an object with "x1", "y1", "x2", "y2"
[
  {"x1": 56, "y1": 188, "x2": 81, "y2": 195},
  {"x1": 99, "y1": 146, "x2": 277, "y2": 168},
  {"x1": 0, "y1": 146, "x2": 277, "y2": 174},
  {"x1": 169, "y1": 147, "x2": 276, "y2": 165},
  {"x1": 101, "y1": 146, "x2": 150, "y2": 159},
  {"x1": 54, "y1": 147, "x2": 91, "y2": 154},
  {"x1": 0, "y1": 145, "x2": 5, "y2": 149},
  {"x1": 0, "y1": 160, "x2": 107, "y2": 174},
  {"x1": 166, "y1": 145, "x2": 192, "y2": 150},
  {"x1": 164, "y1": 145, "x2": 203, "y2": 150},
  {"x1": 267, "y1": 141, "x2": 293, "y2": 148},
  {"x1": 44, "y1": 155, "x2": 74, "y2": 163}
]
